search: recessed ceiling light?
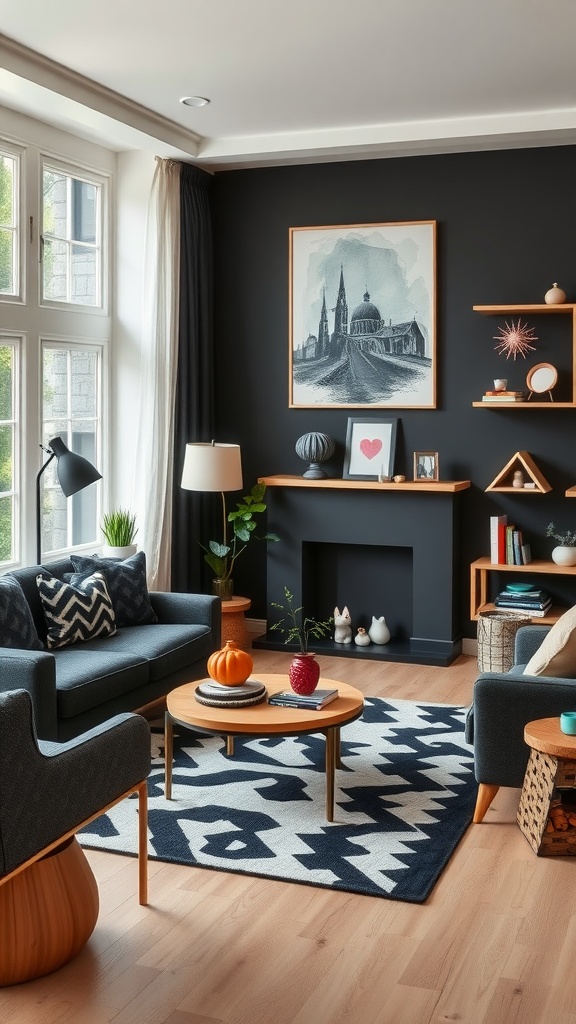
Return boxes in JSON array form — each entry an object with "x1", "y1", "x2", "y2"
[{"x1": 180, "y1": 96, "x2": 210, "y2": 108}]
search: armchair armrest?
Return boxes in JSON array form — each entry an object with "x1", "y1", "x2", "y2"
[
  {"x1": 150, "y1": 592, "x2": 221, "y2": 648},
  {"x1": 514, "y1": 625, "x2": 550, "y2": 665},
  {"x1": 470, "y1": 671, "x2": 576, "y2": 788},
  {"x1": 0, "y1": 649, "x2": 58, "y2": 740}
]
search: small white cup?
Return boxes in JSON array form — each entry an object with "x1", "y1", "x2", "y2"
[{"x1": 494, "y1": 379, "x2": 507, "y2": 391}]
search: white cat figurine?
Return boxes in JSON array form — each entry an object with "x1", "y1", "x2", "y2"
[
  {"x1": 334, "y1": 606, "x2": 352, "y2": 644},
  {"x1": 368, "y1": 615, "x2": 390, "y2": 644}
]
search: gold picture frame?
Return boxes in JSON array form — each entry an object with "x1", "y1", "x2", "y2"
[{"x1": 413, "y1": 451, "x2": 439, "y2": 481}]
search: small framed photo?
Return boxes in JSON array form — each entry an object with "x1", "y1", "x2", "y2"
[
  {"x1": 343, "y1": 417, "x2": 398, "y2": 480},
  {"x1": 413, "y1": 451, "x2": 439, "y2": 481}
]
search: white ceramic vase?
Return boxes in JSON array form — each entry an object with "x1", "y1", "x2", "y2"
[
  {"x1": 102, "y1": 544, "x2": 137, "y2": 560},
  {"x1": 551, "y1": 545, "x2": 576, "y2": 567},
  {"x1": 368, "y1": 615, "x2": 391, "y2": 644}
]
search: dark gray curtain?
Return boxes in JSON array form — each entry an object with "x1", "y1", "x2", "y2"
[{"x1": 170, "y1": 162, "x2": 215, "y2": 591}]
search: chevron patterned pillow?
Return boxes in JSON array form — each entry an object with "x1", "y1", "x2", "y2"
[
  {"x1": 36, "y1": 571, "x2": 117, "y2": 649},
  {"x1": 69, "y1": 550, "x2": 158, "y2": 627},
  {"x1": 0, "y1": 575, "x2": 44, "y2": 650}
]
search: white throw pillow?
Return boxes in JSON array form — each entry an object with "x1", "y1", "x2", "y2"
[{"x1": 524, "y1": 604, "x2": 576, "y2": 677}]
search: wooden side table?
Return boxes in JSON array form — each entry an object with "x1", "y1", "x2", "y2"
[
  {"x1": 517, "y1": 717, "x2": 576, "y2": 855},
  {"x1": 221, "y1": 596, "x2": 251, "y2": 648}
]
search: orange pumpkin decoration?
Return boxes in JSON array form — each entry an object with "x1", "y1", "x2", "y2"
[{"x1": 207, "y1": 640, "x2": 253, "y2": 686}]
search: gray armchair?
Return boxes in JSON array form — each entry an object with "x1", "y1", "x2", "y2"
[
  {"x1": 466, "y1": 624, "x2": 576, "y2": 822},
  {"x1": 0, "y1": 689, "x2": 151, "y2": 986}
]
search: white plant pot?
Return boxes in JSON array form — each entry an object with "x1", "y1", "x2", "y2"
[
  {"x1": 102, "y1": 544, "x2": 137, "y2": 560},
  {"x1": 551, "y1": 545, "x2": 576, "y2": 567}
]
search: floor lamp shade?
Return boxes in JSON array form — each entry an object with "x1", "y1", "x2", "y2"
[
  {"x1": 181, "y1": 443, "x2": 243, "y2": 493},
  {"x1": 48, "y1": 436, "x2": 102, "y2": 496}
]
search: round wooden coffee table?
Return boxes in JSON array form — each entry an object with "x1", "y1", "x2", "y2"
[{"x1": 165, "y1": 675, "x2": 364, "y2": 821}]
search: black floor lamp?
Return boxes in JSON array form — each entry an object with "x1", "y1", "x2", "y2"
[{"x1": 36, "y1": 436, "x2": 102, "y2": 564}]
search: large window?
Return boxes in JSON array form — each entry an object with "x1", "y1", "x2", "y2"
[
  {"x1": 0, "y1": 149, "x2": 19, "y2": 298},
  {"x1": 0, "y1": 339, "x2": 17, "y2": 562},
  {"x1": 0, "y1": 128, "x2": 110, "y2": 569},
  {"x1": 42, "y1": 162, "x2": 103, "y2": 307},
  {"x1": 41, "y1": 343, "x2": 102, "y2": 556}
]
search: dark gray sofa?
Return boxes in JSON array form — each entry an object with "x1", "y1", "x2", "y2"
[{"x1": 0, "y1": 558, "x2": 220, "y2": 741}]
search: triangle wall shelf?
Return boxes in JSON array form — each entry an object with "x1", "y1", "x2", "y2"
[{"x1": 485, "y1": 451, "x2": 552, "y2": 493}]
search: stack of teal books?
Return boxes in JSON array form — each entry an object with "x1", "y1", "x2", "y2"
[{"x1": 494, "y1": 582, "x2": 552, "y2": 617}]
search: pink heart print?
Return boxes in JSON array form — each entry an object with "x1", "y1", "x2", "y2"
[{"x1": 360, "y1": 438, "x2": 382, "y2": 460}]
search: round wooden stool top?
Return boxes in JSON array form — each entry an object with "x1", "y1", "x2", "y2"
[
  {"x1": 524, "y1": 718, "x2": 576, "y2": 760},
  {"x1": 221, "y1": 596, "x2": 251, "y2": 614}
]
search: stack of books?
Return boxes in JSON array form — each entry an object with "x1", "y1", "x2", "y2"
[
  {"x1": 494, "y1": 584, "x2": 552, "y2": 617},
  {"x1": 482, "y1": 390, "x2": 526, "y2": 403},
  {"x1": 489, "y1": 515, "x2": 532, "y2": 565},
  {"x1": 268, "y1": 688, "x2": 339, "y2": 709}
]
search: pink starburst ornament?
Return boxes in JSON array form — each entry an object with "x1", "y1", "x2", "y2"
[{"x1": 493, "y1": 319, "x2": 538, "y2": 360}]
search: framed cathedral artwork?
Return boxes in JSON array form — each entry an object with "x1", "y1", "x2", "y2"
[{"x1": 289, "y1": 220, "x2": 437, "y2": 409}]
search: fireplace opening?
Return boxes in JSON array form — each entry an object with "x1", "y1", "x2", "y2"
[{"x1": 302, "y1": 541, "x2": 413, "y2": 641}]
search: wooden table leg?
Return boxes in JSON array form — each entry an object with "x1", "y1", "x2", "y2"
[
  {"x1": 226, "y1": 736, "x2": 235, "y2": 756},
  {"x1": 164, "y1": 710, "x2": 173, "y2": 799},
  {"x1": 325, "y1": 728, "x2": 336, "y2": 822}
]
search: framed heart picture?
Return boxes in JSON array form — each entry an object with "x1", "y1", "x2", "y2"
[{"x1": 343, "y1": 417, "x2": 398, "y2": 480}]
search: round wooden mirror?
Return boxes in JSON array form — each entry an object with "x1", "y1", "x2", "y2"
[{"x1": 526, "y1": 362, "x2": 557, "y2": 399}]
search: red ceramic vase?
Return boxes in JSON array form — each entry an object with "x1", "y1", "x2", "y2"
[{"x1": 288, "y1": 653, "x2": 320, "y2": 695}]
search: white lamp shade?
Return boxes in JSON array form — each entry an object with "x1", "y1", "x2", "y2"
[{"x1": 181, "y1": 442, "x2": 243, "y2": 493}]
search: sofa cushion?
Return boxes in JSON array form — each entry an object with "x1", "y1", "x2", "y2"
[
  {"x1": 0, "y1": 575, "x2": 44, "y2": 650},
  {"x1": 37, "y1": 571, "x2": 117, "y2": 649},
  {"x1": 53, "y1": 644, "x2": 150, "y2": 718},
  {"x1": 69, "y1": 551, "x2": 158, "y2": 627},
  {"x1": 90, "y1": 623, "x2": 214, "y2": 681},
  {"x1": 524, "y1": 604, "x2": 576, "y2": 676}
]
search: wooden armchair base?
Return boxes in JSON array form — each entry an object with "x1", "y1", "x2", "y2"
[{"x1": 473, "y1": 783, "x2": 500, "y2": 823}]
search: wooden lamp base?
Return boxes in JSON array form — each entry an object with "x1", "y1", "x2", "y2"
[{"x1": 0, "y1": 836, "x2": 99, "y2": 986}]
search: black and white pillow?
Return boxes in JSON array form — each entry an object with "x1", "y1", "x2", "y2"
[
  {"x1": 69, "y1": 550, "x2": 157, "y2": 627},
  {"x1": 0, "y1": 575, "x2": 44, "y2": 650},
  {"x1": 36, "y1": 571, "x2": 117, "y2": 650}
]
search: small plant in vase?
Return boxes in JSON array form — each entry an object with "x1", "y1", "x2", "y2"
[
  {"x1": 270, "y1": 587, "x2": 333, "y2": 694},
  {"x1": 101, "y1": 509, "x2": 138, "y2": 558},
  {"x1": 546, "y1": 523, "x2": 576, "y2": 566}
]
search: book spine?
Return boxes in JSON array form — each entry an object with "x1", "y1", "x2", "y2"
[
  {"x1": 269, "y1": 699, "x2": 331, "y2": 709},
  {"x1": 521, "y1": 542, "x2": 532, "y2": 565},
  {"x1": 512, "y1": 529, "x2": 522, "y2": 566},
  {"x1": 490, "y1": 515, "x2": 506, "y2": 563},
  {"x1": 498, "y1": 518, "x2": 507, "y2": 563},
  {"x1": 506, "y1": 525, "x2": 516, "y2": 565}
]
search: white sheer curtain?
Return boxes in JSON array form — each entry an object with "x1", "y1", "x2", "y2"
[{"x1": 133, "y1": 158, "x2": 181, "y2": 590}]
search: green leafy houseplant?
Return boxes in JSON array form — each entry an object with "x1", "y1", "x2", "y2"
[
  {"x1": 200, "y1": 482, "x2": 279, "y2": 582},
  {"x1": 101, "y1": 509, "x2": 138, "y2": 547},
  {"x1": 270, "y1": 586, "x2": 333, "y2": 654},
  {"x1": 546, "y1": 522, "x2": 576, "y2": 546}
]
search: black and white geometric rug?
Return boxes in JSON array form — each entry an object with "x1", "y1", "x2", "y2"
[{"x1": 78, "y1": 698, "x2": 476, "y2": 903}]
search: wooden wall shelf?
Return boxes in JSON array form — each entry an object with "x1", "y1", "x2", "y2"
[
  {"x1": 472, "y1": 303, "x2": 576, "y2": 408},
  {"x1": 259, "y1": 475, "x2": 471, "y2": 493},
  {"x1": 470, "y1": 556, "x2": 576, "y2": 623},
  {"x1": 485, "y1": 451, "x2": 551, "y2": 494}
]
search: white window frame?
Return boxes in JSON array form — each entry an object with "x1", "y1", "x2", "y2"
[
  {"x1": 0, "y1": 333, "x2": 20, "y2": 568},
  {"x1": 40, "y1": 337, "x2": 104, "y2": 560},
  {"x1": 40, "y1": 156, "x2": 109, "y2": 316},
  {"x1": 0, "y1": 141, "x2": 24, "y2": 304}
]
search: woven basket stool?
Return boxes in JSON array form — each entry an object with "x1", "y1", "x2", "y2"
[{"x1": 477, "y1": 610, "x2": 531, "y2": 673}]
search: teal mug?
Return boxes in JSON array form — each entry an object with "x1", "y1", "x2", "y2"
[{"x1": 560, "y1": 712, "x2": 576, "y2": 735}]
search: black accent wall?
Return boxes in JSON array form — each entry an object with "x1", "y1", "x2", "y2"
[{"x1": 210, "y1": 146, "x2": 576, "y2": 638}]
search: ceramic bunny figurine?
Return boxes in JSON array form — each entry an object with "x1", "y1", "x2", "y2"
[
  {"x1": 334, "y1": 606, "x2": 352, "y2": 644},
  {"x1": 368, "y1": 615, "x2": 391, "y2": 644},
  {"x1": 354, "y1": 627, "x2": 370, "y2": 646}
]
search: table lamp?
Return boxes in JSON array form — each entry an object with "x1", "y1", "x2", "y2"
[
  {"x1": 180, "y1": 441, "x2": 243, "y2": 553},
  {"x1": 36, "y1": 436, "x2": 102, "y2": 564}
]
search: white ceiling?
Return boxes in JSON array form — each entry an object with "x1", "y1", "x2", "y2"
[{"x1": 1, "y1": 0, "x2": 576, "y2": 169}]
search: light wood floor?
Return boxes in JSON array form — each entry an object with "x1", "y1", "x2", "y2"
[{"x1": 2, "y1": 649, "x2": 575, "y2": 1024}]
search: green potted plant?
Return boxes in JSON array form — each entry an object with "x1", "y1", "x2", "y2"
[
  {"x1": 101, "y1": 508, "x2": 138, "y2": 559},
  {"x1": 270, "y1": 586, "x2": 333, "y2": 694},
  {"x1": 546, "y1": 523, "x2": 576, "y2": 566},
  {"x1": 200, "y1": 482, "x2": 279, "y2": 600}
]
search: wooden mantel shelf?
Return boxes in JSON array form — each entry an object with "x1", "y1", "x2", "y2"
[{"x1": 259, "y1": 475, "x2": 471, "y2": 493}]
